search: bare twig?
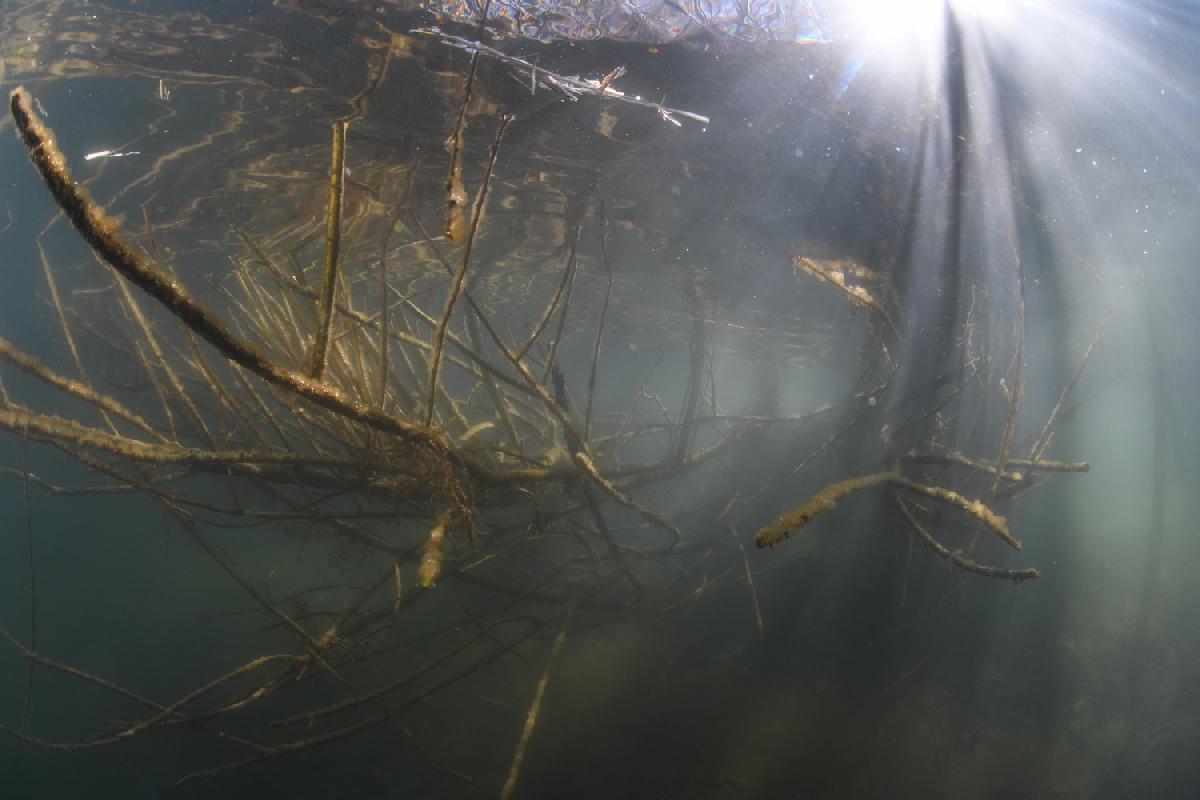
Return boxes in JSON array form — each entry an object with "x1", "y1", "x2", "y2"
[
  {"x1": 895, "y1": 494, "x2": 1038, "y2": 583},
  {"x1": 500, "y1": 607, "x2": 572, "y2": 800},
  {"x1": 307, "y1": 119, "x2": 348, "y2": 379},
  {"x1": 728, "y1": 525, "x2": 764, "y2": 638},
  {"x1": 412, "y1": 28, "x2": 710, "y2": 127},
  {"x1": 1031, "y1": 311, "x2": 1109, "y2": 460},
  {"x1": 18, "y1": 434, "x2": 36, "y2": 734},
  {"x1": 425, "y1": 115, "x2": 511, "y2": 427},
  {"x1": 584, "y1": 208, "x2": 615, "y2": 439}
]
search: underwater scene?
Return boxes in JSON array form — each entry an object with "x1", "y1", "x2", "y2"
[{"x1": 1, "y1": 1, "x2": 1199, "y2": 797}]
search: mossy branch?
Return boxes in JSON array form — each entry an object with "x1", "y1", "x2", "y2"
[
  {"x1": 8, "y1": 89, "x2": 464, "y2": 478},
  {"x1": 0, "y1": 405, "x2": 362, "y2": 468},
  {"x1": 755, "y1": 468, "x2": 897, "y2": 549},
  {"x1": 756, "y1": 467, "x2": 1022, "y2": 552},
  {"x1": 418, "y1": 508, "x2": 454, "y2": 588}
]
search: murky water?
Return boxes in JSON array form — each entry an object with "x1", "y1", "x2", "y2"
[{"x1": 1, "y1": 2, "x2": 1199, "y2": 798}]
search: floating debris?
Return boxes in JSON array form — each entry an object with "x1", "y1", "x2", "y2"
[
  {"x1": 83, "y1": 149, "x2": 141, "y2": 161},
  {"x1": 412, "y1": 27, "x2": 710, "y2": 127}
]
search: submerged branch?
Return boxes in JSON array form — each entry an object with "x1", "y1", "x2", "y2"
[
  {"x1": 426, "y1": 115, "x2": 511, "y2": 427},
  {"x1": 895, "y1": 495, "x2": 1039, "y2": 583},
  {"x1": 757, "y1": 467, "x2": 1023, "y2": 553},
  {"x1": 10, "y1": 88, "x2": 467, "y2": 481},
  {"x1": 412, "y1": 28, "x2": 710, "y2": 127},
  {"x1": 307, "y1": 119, "x2": 348, "y2": 380}
]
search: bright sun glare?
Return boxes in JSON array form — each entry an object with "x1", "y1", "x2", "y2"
[{"x1": 847, "y1": 0, "x2": 1022, "y2": 45}]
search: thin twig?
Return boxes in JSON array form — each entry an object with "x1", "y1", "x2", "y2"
[
  {"x1": 894, "y1": 494, "x2": 1038, "y2": 583},
  {"x1": 307, "y1": 119, "x2": 348, "y2": 379},
  {"x1": 19, "y1": 433, "x2": 36, "y2": 734},
  {"x1": 584, "y1": 206, "x2": 615, "y2": 439},
  {"x1": 728, "y1": 525, "x2": 763, "y2": 638},
  {"x1": 540, "y1": 224, "x2": 581, "y2": 384},
  {"x1": 425, "y1": 114, "x2": 511, "y2": 427},
  {"x1": 514, "y1": 231, "x2": 579, "y2": 362},
  {"x1": 500, "y1": 607, "x2": 571, "y2": 800},
  {"x1": 1031, "y1": 311, "x2": 1109, "y2": 460},
  {"x1": 412, "y1": 28, "x2": 710, "y2": 127}
]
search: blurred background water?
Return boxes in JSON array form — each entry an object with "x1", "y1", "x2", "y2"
[{"x1": 2, "y1": 1, "x2": 1200, "y2": 798}]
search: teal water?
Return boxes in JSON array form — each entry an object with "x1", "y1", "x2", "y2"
[{"x1": 2, "y1": 1, "x2": 1200, "y2": 798}]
